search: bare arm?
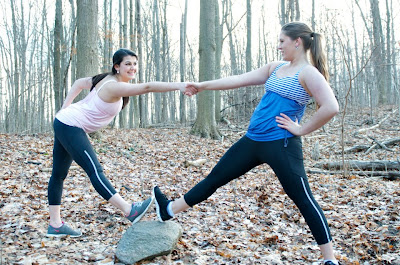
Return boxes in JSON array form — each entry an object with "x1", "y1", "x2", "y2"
[
  {"x1": 103, "y1": 81, "x2": 196, "y2": 98},
  {"x1": 61, "y1": 77, "x2": 92, "y2": 109},
  {"x1": 190, "y1": 62, "x2": 281, "y2": 92},
  {"x1": 276, "y1": 67, "x2": 339, "y2": 136}
]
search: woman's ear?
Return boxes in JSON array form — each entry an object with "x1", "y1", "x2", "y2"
[{"x1": 295, "y1": 37, "x2": 302, "y2": 46}]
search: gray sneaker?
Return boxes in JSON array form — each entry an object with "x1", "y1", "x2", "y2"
[
  {"x1": 46, "y1": 222, "x2": 82, "y2": 237},
  {"x1": 126, "y1": 197, "x2": 154, "y2": 224}
]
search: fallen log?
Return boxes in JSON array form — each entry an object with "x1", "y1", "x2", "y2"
[
  {"x1": 342, "y1": 145, "x2": 371, "y2": 153},
  {"x1": 340, "y1": 138, "x2": 400, "y2": 154},
  {"x1": 313, "y1": 160, "x2": 400, "y2": 171},
  {"x1": 354, "y1": 109, "x2": 397, "y2": 136},
  {"x1": 306, "y1": 168, "x2": 400, "y2": 180}
]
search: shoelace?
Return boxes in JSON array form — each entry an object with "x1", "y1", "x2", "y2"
[{"x1": 159, "y1": 191, "x2": 169, "y2": 201}]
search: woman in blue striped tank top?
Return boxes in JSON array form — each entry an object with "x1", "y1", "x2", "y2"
[{"x1": 154, "y1": 22, "x2": 341, "y2": 265}]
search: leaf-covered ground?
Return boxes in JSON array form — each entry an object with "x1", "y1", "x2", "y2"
[{"x1": 0, "y1": 107, "x2": 399, "y2": 265}]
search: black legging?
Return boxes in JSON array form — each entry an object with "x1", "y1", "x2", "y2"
[
  {"x1": 184, "y1": 135, "x2": 332, "y2": 245},
  {"x1": 48, "y1": 119, "x2": 117, "y2": 205}
]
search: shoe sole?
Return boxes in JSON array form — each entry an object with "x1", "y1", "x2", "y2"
[
  {"x1": 46, "y1": 233, "x2": 82, "y2": 238},
  {"x1": 152, "y1": 187, "x2": 165, "y2": 222},
  {"x1": 131, "y1": 196, "x2": 155, "y2": 225}
]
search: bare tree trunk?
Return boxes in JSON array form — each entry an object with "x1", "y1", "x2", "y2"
[
  {"x1": 153, "y1": 0, "x2": 161, "y2": 123},
  {"x1": 244, "y1": 0, "x2": 253, "y2": 118},
  {"x1": 108, "y1": 0, "x2": 113, "y2": 65},
  {"x1": 226, "y1": 0, "x2": 238, "y2": 76},
  {"x1": 129, "y1": 0, "x2": 139, "y2": 128},
  {"x1": 385, "y1": 0, "x2": 392, "y2": 103},
  {"x1": 191, "y1": 0, "x2": 220, "y2": 139},
  {"x1": 390, "y1": 0, "x2": 398, "y2": 108},
  {"x1": 70, "y1": 0, "x2": 77, "y2": 85},
  {"x1": 352, "y1": 1, "x2": 361, "y2": 105},
  {"x1": 311, "y1": 0, "x2": 315, "y2": 30},
  {"x1": 76, "y1": 0, "x2": 99, "y2": 94},
  {"x1": 280, "y1": 0, "x2": 286, "y2": 26},
  {"x1": 161, "y1": 0, "x2": 169, "y2": 123},
  {"x1": 119, "y1": 0, "x2": 129, "y2": 129},
  {"x1": 136, "y1": 0, "x2": 147, "y2": 128},
  {"x1": 39, "y1": 0, "x2": 48, "y2": 132},
  {"x1": 179, "y1": 0, "x2": 188, "y2": 124},
  {"x1": 369, "y1": 0, "x2": 386, "y2": 104},
  {"x1": 54, "y1": 0, "x2": 63, "y2": 112},
  {"x1": 19, "y1": 1, "x2": 28, "y2": 130},
  {"x1": 214, "y1": 0, "x2": 223, "y2": 122},
  {"x1": 295, "y1": 0, "x2": 300, "y2": 21},
  {"x1": 103, "y1": 0, "x2": 109, "y2": 72},
  {"x1": 10, "y1": 0, "x2": 20, "y2": 132},
  {"x1": 289, "y1": 0, "x2": 294, "y2": 21}
]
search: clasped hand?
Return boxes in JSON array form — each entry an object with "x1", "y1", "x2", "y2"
[{"x1": 180, "y1": 82, "x2": 200, "y2": 96}]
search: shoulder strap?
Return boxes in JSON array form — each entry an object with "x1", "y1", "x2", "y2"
[
  {"x1": 96, "y1": 80, "x2": 117, "y2": 93},
  {"x1": 294, "y1": 65, "x2": 309, "y2": 77},
  {"x1": 272, "y1": 62, "x2": 288, "y2": 75}
]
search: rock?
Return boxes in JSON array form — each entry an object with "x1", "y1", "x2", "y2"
[{"x1": 116, "y1": 221, "x2": 182, "y2": 264}]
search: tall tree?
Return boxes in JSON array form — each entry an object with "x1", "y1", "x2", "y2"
[
  {"x1": 369, "y1": 0, "x2": 386, "y2": 104},
  {"x1": 129, "y1": 0, "x2": 140, "y2": 128},
  {"x1": 225, "y1": 0, "x2": 239, "y2": 76},
  {"x1": 76, "y1": 0, "x2": 99, "y2": 97},
  {"x1": 10, "y1": 0, "x2": 20, "y2": 132},
  {"x1": 161, "y1": 0, "x2": 169, "y2": 122},
  {"x1": 179, "y1": 0, "x2": 188, "y2": 124},
  {"x1": 280, "y1": 0, "x2": 286, "y2": 26},
  {"x1": 53, "y1": 0, "x2": 63, "y2": 112},
  {"x1": 385, "y1": 0, "x2": 392, "y2": 103},
  {"x1": 214, "y1": 0, "x2": 224, "y2": 122},
  {"x1": 39, "y1": 0, "x2": 48, "y2": 132},
  {"x1": 191, "y1": 0, "x2": 220, "y2": 139},
  {"x1": 311, "y1": 0, "x2": 315, "y2": 30},
  {"x1": 102, "y1": 0, "x2": 109, "y2": 72},
  {"x1": 153, "y1": 0, "x2": 162, "y2": 123},
  {"x1": 136, "y1": 0, "x2": 148, "y2": 128},
  {"x1": 119, "y1": 0, "x2": 129, "y2": 129},
  {"x1": 244, "y1": 0, "x2": 253, "y2": 116}
]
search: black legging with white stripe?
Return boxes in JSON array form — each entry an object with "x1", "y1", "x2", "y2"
[
  {"x1": 48, "y1": 119, "x2": 116, "y2": 205},
  {"x1": 184, "y1": 135, "x2": 332, "y2": 245}
]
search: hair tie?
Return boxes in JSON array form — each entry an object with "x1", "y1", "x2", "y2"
[{"x1": 310, "y1": 32, "x2": 315, "y2": 38}]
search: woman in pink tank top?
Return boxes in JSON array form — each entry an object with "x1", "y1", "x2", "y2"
[{"x1": 47, "y1": 49, "x2": 197, "y2": 237}]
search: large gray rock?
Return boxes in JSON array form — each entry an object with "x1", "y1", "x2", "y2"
[{"x1": 116, "y1": 221, "x2": 182, "y2": 264}]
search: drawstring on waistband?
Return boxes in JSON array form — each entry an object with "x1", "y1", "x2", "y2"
[{"x1": 284, "y1": 130, "x2": 288, "y2": 147}]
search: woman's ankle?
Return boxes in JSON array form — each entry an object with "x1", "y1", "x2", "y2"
[{"x1": 49, "y1": 220, "x2": 63, "y2": 228}]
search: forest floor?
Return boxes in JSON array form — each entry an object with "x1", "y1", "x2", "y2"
[{"x1": 0, "y1": 106, "x2": 399, "y2": 265}]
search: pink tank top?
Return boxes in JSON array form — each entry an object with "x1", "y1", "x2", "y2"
[{"x1": 56, "y1": 80, "x2": 122, "y2": 133}]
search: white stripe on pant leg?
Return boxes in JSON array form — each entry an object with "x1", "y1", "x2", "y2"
[
  {"x1": 301, "y1": 177, "x2": 331, "y2": 243},
  {"x1": 84, "y1": 150, "x2": 114, "y2": 197}
]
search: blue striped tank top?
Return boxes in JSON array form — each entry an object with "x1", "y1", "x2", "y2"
[{"x1": 246, "y1": 62, "x2": 311, "y2": 142}]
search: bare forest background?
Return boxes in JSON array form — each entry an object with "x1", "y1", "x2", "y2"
[{"x1": 0, "y1": 0, "x2": 399, "y2": 136}]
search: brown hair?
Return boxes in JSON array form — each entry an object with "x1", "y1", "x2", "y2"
[{"x1": 281, "y1": 22, "x2": 329, "y2": 82}]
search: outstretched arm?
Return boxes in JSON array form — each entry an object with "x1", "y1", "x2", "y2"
[
  {"x1": 276, "y1": 67, "x2": 339, "y2": 136},
  {"x1": 61, "y1": 77, "x2": 92, "y2": 109},
  {"x1": 188, "y1": 62, "x2": 279, "y2": 92},
  {"x1": 106, "y1": 81, "x2": 197, "y2": 98}
]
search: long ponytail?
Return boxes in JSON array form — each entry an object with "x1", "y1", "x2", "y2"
[
  {"x1": 281, "y1": 22, "x2": 329, "y2": 82},
  {"x1": 310, "y1": 32, "x2": 329, "y2": 82}
]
